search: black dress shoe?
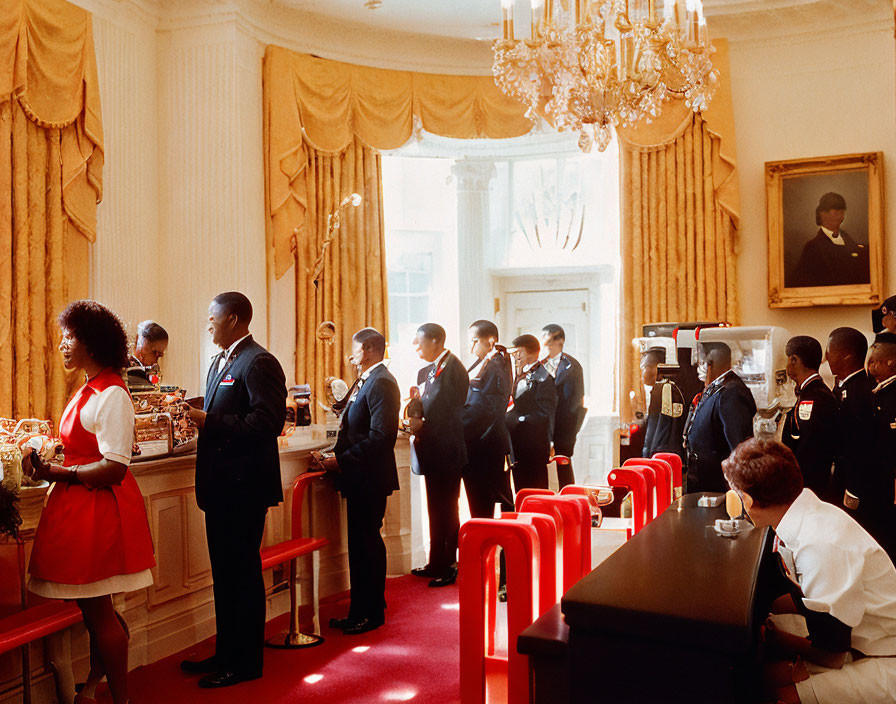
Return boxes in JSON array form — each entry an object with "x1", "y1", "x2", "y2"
[
  {"x1": 428, "y1": 564, "x2": 458, "y2": 588},
  {"x1": 410, "y1": 565, "x2": 438, "y2": 578},
  {"x1": 197, "y1": 670, "x2": 262, "y2": 689},
  {"x1": 343, "y1": 617, "x2": 384, "y2": 635},
  {"x1": 180, "y1": 655, "x2": 219, "y2": 674},
  {"x1": 329, "y1": 616, "x2": 357, "y2": 630}
]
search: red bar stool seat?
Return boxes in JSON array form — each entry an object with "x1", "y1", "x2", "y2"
[
  {"x1": 518, "y1": 495, "x2": 591, "y2": 592},
  {"x1": 652, "y1": 452, "x2": 684, "y2": 499},
  {"x1": 260, "y1": 471, "x2": 329, "y2": 648},
  {"x1": 514, "y1": 487, "x2": 555, "y2": 512},
  {"x1": 622, "y1": 462, "x2": 658, "y2": 522},
  {"x1": 624, "y1": 458, "x2": 673, "y2": 514},
  {"x1": 607, "y1": 468, "x2": 648, "y2": 539}
]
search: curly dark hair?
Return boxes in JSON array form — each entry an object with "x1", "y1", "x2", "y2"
[{"x1": 58, "y1": 300, "x2": 130, "y2": 370}]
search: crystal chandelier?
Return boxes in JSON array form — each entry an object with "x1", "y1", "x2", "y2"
[{"x1": 493, "y1": 0, "x2": 718, "y2": 152}]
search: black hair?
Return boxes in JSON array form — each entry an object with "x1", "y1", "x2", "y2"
[
  {"x1": 541, "y1": 324, "x2": 565, "y2": 342},
  {"x1": 786, "y1": 335, "x2": 823, "y2": 371},
  {"x1": 815, "y1": 192, "x2": 847, "y2": 225},
  {"x1": 701, "y1": 342, "x2": 731, "y2": 367},
  {"x1": 827, "y1": 327, "x2": 867, "y2": 363},
  {"x1": 873, "y1": 332, "x2": 896, "y2": 359},
  {"x1": 212, "y1": 291, "x2": 253, "y2": 325},
  {"x1": 58, "y1": 300, "x2": 130, "y2": 370},
  {"x1": 513, "y1": 334, "x2": 541, "y2": 355},
  {"x1": 470, "y1": 320, "x2": 499, "y2": 341},
  {"x1": 353, "y1": 327, "x2": 386, "y2": 357},
  {"x1": 137, "y1": 320, "x2": 168, "y2": 343},
  {"x1": 417, "y1": 323, "x2": 446, "y2": 346}
]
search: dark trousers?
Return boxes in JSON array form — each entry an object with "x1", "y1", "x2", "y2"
[
  {"x1": 424, "y1": 470, "x2": 461, "y2": 573},
  {"x1": 463, "y1": 450, "x2": 513, "y2": 519},
  {"x1": 554, "y1": 441, "x2": 577, "y2": 488},
  {"x1": 511, "y1": 461, "x2": 549, "y2": 491},
  {"x1": 204, "y1": 506, "x2": 268, "y2": 675},
  {"x1": 345, "y1": 493, "x2": 388, "y2": 622}
]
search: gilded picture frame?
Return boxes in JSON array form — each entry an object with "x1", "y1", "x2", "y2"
[{"x1": 766, "y1": 152, "x2": 885, "y2": 308}]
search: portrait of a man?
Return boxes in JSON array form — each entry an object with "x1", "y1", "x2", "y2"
[
  {"x1": 767, "y1": 152, "x2": 883, "y2": 308},
  {"x1": 787, "y1": 191, "x2": 870, "y2": 288}
]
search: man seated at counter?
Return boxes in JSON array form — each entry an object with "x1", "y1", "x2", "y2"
[
  {"x1": 722, "y1": 438, "x2": 896, "y2": 704},
  {"x1": 131, "y1": 320, "x2": 168, "y2": 368}
]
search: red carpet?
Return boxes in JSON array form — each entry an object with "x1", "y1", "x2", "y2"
[{"x1": 127, "y1": 575, "x2": 460, "y2": 704}]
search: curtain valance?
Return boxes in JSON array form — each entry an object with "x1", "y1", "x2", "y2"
[
  {"x1": 263, "y1": 45, "x2": 531, "y2": 278},
  {"x1": 0, "y1": 0, "x2": 103, "y2": 242}
]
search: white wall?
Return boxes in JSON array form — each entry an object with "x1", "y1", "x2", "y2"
[{"x1": 730, "y1": 16, "x2": 896, "y2": 345}]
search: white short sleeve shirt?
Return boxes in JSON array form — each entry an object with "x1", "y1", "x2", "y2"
[{"x1": 78, "y1": 385, "x2": 135, "y2": 466}]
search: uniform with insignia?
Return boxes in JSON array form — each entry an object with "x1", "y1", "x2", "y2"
[
  {"x1": 507, "y1": 361, "x2": 557, "y2": 491},
  {"x1": 870, "y1": 374, "x2": 896, "y2": 561},
  {"x1": 544, "y1": 352, "x2": 586, "y2": 487},
  {"x1": 782, "y1": 374, "x2": 839, "y2": 501},
  {"x1": 643, "y1": 376, "x2": 686, "y2": 460},
  {"x1": 831, "y1": 369, "x2": 876, "y2": 524},
  {"x1": 683, "y1": 370, "x2": 756, "y2": 493}
]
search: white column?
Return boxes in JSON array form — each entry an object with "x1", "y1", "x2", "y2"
[{"x1": 451, "y1": 159, "x2": 496, "y2": 345}]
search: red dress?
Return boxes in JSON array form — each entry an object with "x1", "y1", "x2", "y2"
[{"x1": 28, "y1": 369, "x2": 155, "y2": 591}]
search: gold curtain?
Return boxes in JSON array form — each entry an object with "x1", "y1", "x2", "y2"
[
  {"x1": 295, "y1": 137, "x2": 388, "y2": 410},
  {"x1": 617, "y1": 39, "x2": 740, "y2": 419},
  {"x1": 0, "y1": 0, "x2": 103, "y2": 423},
  {"x1": 263, "y1": 45, "x2": 531, "y2": 279}
]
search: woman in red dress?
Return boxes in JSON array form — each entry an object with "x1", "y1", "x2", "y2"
[{"x1": 24, "y1": 301, "x2": 155, "y2": 704}]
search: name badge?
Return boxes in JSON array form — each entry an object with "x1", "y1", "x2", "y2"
[
  {"x1": 798, "y1": 400, "x2": 813, "y2": 420},
  {"x1": 220, "y1": 374, "x2": 236, "y2": 387}
]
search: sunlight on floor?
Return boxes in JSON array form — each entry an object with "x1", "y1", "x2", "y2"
[
  {"x1": 303, "y1": 674, "x2": 324, "y2": 684},
  {"x1": 382, "y1": 689, "x2": 417, "y2": 701}
]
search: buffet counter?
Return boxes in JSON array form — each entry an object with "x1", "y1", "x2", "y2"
[{"x1": 1, "y1": 428, "x2": 416, "y2": 704}]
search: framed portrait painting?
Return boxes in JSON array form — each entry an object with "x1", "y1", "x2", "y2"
[{"x1": 766, "y1": 152, "x2": 885, "y2": 308}]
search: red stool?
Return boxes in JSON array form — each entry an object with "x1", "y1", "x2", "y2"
[
  {"x1": 459, "y1": 517, "x2": 541, "y2": 704},
  {"x1": 624, "y1": 458, "x2": 673, "y2": 513},
  {"x1": 623, "y1": 462, "x2": 657, "y2": 521},
  {"x1": 652, "y1": 452, "x2": 684, "y2": 499},
  {"x1": 514, "y1": 487, "x2": 555, "y2": 512},
  {"x1": 261, "y1": 471, "x2": 330, "y2": 648},
  {"x1": 607, "y1": 468, "x2": 648, "y2": 539},
  {"x1": 500, "y1": 512, "x2": 560, "y2": 614},
  {"x1": 519, "y1": 495, "x2": 591, "y2": 592}
]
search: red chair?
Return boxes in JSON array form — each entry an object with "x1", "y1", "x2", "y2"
[
  {"x1": 624, "y1": 458, "x2": 673, "y2": 514},
  {"x1": 652, "y1": 452, "x2": 684, "y2": 499},
  {"x1": 514, "y1": 487, "x2": 555, "y2": 512},
  {"x1": 459, "y1": 517, "x2": 541, "y2": 704},
  {"x1": 519, "y1": 495, "x2": 591, "y2": 592},
  {"x1": 500, "y1": 512, "x2": 560, "y2": 614},
  {"x1": 607, "y1": 468, "x2": 648, "y2": 539},
  {"x1": 0, "y1": 535, "x2": 82, "y2": 704},
  {"x1": 261, "y1": 471, "x2": 330, "y2": 648}
]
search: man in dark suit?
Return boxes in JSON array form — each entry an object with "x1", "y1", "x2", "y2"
[
  {"x1": 781, "y1": 335, "x2": 839, "y2": 500},
  {"x1": 462, "y1": 320, "x2": 513, "y2": 518},
  {"x1": 408, "y1": 323, "x2": 468, "y2": 587},
  {"x1": 508, "y1": 334, "x2": 558, "y2": 491},
  {"x1": 683, "y1": 342, "x2": 756, "y2": 493},
  {"x1": 790, "y1": 192, "x2": 870, "y2": 288},
  {"x1": 867, "y1": 332, "x2": 896, "y2": 561},
  {"x1": 314, "y1": 328, "x2": 399, "y2": 634},
  {"x1": 541, "y1": 324, "x2": 585, "y2": 488},
  {"x1": 827, "y1": 327, "x2": 875, "y2": 525},
  {"x1": 181, "y1": 292, "x2": 286, "y2": 688}
]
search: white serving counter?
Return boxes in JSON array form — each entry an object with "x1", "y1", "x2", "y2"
[{"x1": 0, "y1": 428, "x2": 416, "y2": 704}]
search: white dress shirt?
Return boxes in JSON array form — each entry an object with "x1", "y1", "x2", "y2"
[{"x1": 820, "y1": 226, "x2": 846, "y2": 246}]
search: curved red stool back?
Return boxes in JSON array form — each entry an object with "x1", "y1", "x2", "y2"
[
  {"x1": 500, "y1": 512, "x2": 560, "y2": 614},
  {"x1": 622, "y1": 462, "x2": 657, "y2": 521},
  {"x1": 607, "y1": 468, "x2": 648, "y2": 539},
  {"x1": 519, "y1": 494, "x2": 591, "y2": 592},
  {"x1": 624, "y1": 458, "x2": 673, "y2": 513},
  {"x1": 514, "y1": 487, "x2": 555, "y2": 512},
  {"x1": 652, "y1": 452, "x2": 684, "y2": 499},
  {"x1": 459, "y1": 518, "x2": 541, "y2": 704}
]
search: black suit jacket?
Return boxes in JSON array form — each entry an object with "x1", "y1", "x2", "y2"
[
  {"x1": 790, "y1": 230, "x2": 870, "y2": 288},
  {"x1": 462, "y1": 350, "x2": 512, "y2": 457},
  {"x1": 507, "y1": 362, "x2": 558, "y2": 466},
  {"x1": 550, "y1": 353, "x2": 585, "y2": 455},
  {"x1": 833, "y1": 371, "x2": 876, "y2": 503},
  {"x1": 643, "y1": 379, "x2": 686, "y2": 459},
  {"x1": 196, "y1": 336, "x2": 287, "y2": 512},
  {"x1": 684, "y1": 370, "x2": 756, "y2": 493},
  {"x1": 782, "y1": 376, "x2": 838, "y2": 497},
  {"x1": 869, "y1": 380, "x2": 896, "y2": 510},
  {"x1": 333, "y1": 363, "x2": 400, "y2": 498},
  {"x1": 413, "y1": 352, "x2": 469, "y2": 476}
]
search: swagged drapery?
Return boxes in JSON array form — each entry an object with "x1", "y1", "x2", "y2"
[
  {"x1": 262, "y1": 45, "x2": 530, "y2": 396},
  {"x1": 617, "y1": 39, "x2": 740, "y2": 418},
  {"x1": 0, "y1": 0, "x2": 103, "y2": 423}
]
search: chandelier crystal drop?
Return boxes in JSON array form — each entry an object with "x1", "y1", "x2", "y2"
[{"x1": 493, "y1": 0, "x2": 718, "y2": 152}]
